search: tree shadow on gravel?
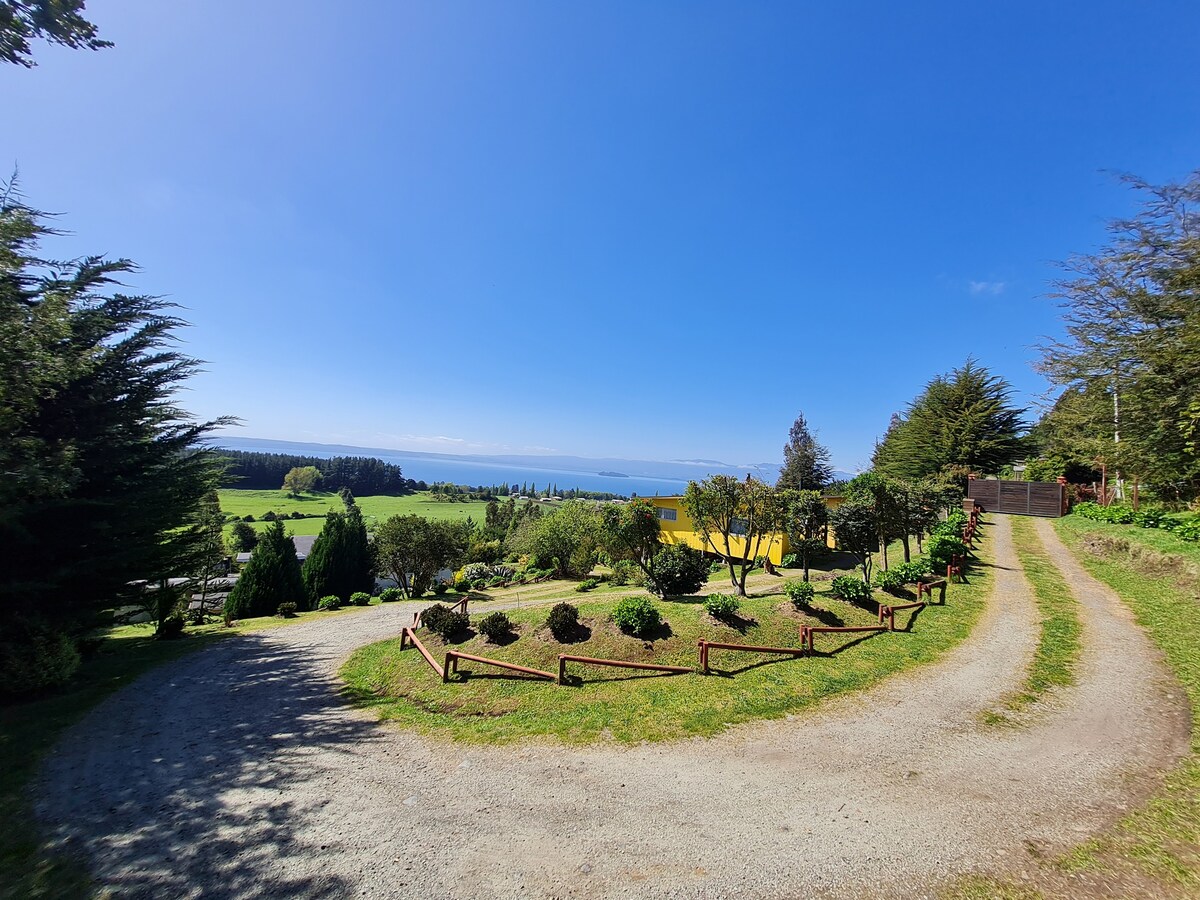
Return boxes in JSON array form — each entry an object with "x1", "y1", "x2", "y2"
[{"x1": 38, "y1": 634, "x2": 387, "y2": 899}]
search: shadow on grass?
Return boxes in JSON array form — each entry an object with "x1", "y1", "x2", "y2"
[
  {"x1": 801, "y1": 606, "x2": 845, "y2": 627},
  {"x1": 712, "y1": 613, "x2": 758, "y2": 635},
  {"x1": 707, "y1": 654, "x2": 803, "y2": 678},
  {"x1": 559, "y1": 669, "x2": 690, "y2": 687},
  {"x1": 893, "y1": 604, "x2": 926, "y2": 633},
  {"x1": 807, "y1": 629, "x2": 887, "y2": 657}
]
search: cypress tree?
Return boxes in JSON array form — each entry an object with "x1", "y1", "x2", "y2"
[{"x1": 225, "y1": 521, "x2": 304, "y2": 618}]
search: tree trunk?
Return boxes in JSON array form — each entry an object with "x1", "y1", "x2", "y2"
[{"x1": 901, "y1": 534, "x2": 911, "y2": 563}]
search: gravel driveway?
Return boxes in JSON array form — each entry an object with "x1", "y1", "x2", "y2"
[{"x1": 36, "y1": 516, "x2": 1190, "y2": 898}]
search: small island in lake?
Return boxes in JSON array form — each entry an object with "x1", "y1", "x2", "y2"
[{"x1": 598, "y1": 470, "x2": 629, "y2": 478}]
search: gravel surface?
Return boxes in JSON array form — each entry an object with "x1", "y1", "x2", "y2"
[{"x1": 36, "y1": 516, "x2": 1191, "y2": 898}]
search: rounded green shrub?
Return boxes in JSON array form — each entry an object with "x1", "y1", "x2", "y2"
[
  {"x1": 650, "y1": 543, "x2": 709, "y2": 596},
  {"x1": 609, "y1": 559, "x2": 636, "y2": 586},
  {"x1": 317, "y1": 595, "x2": 341, "y2": 611},
  {"x1": 546, "y1": 603, "x2": 579, "y2": 642},
  {"x1": 349, "y1": 591, "x2": 372, "y2": 607},
  {"x1": 432, "y1": 581, "x2": 449, "y2": 596},
  {"x1": 784, "y1": 579, "x2": 815, "y2": 607},
  {"x1": 704, "y1": 593, "x2": 740, "y2": 620},
  {"x1": 574, "y1": 577, "x2": 600, "y2": 593},
  {"x1": 421, "y1": 603, "x2": 468, "y2": 640},
  {"x1": 379, "y1": 588, "x2": 403, "y2": 602},
  {"x1": 611, "y1": 596, "x2": 662, "y2": 637},
  {"x1": 276, "y1": 602, "x2": 298, "y2": 618},
  {"x1": 830, "y1": 576, "x2": 872, "y2": 604},
  {"x1": 872, "y1": 568, "x2": 907, "y2": 595},
  {"x1": 478, "y1": 611, "x2": 514, "y2": 643}
]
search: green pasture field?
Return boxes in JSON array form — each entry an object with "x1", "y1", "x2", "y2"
[{"x1": 218, "y1": 490, "x2": 504, "y2": 535}]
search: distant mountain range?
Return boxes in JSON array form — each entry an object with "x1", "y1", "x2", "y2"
[{"x1": 208, "y1": 436, "x2": 856, "y2": 486}]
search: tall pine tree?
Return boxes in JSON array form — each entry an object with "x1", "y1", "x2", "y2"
[
  {"x1": 225, "y1": 521, "x2": 305, "y2": 618},
  {"x1": 777, "y1": 412, "x2": 834, "y2": 491}
]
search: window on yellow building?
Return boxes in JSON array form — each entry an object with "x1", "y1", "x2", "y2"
[{"x1": 655, "y1": 507, "x2": 677, "y2": 521}]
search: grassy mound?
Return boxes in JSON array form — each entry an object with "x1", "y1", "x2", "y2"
[{"x1": 341, "y1": 559, "x2": 992, "y2": 744}]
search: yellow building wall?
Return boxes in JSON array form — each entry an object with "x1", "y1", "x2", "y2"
[{"x1": 649, "y1": 496, "x2": 841, "y2": 565}]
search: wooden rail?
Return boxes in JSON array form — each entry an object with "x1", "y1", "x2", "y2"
[
  {"x1": 916, "y1": 578, "x2": 947, "y2": 604},
  {"x1": 697, "y1": 639, "x2": 805, "y2": 674},
  {"x1": 399, "y1": 627, "x2": 443, "y2": 677},
  {"x1": 878, "y1": 601, "x2": 926, "y2": 631},
  {"x1": 558, "y1": 654, "x2": 693, "y2": 684},
  {"x1": 444, "y1": 650, "x2": 556, "y2": 682},
  {"x1": 412, "y1": 596, "x2": 469, "y2": 627},
  {"x1": 799, "y1": 624, "x2": 887, "y2": 654}
]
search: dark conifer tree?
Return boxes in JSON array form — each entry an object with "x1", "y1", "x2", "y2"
[{"x1": 225, "y1": 521, "x2": 304, "y2": 618}]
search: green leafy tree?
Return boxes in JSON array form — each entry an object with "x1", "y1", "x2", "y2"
[
  {"x1": 599, "y1": 499, "x2": 664, "y2": 593},
  {"x1": 681, "y1": 475, "x2": 782, "y2": 596},
  {"x1": 779, "y1": 489, "x2": 828, "y2": 581},
  {"x1": 510, "y1": 501, "x2": 601, "y2": 578},
  {"x1": 845, "y1": 473, "x2": 906, "y2": 570},
  {"x1": 225, "y1": 521, "x2": 305, "y2": 619},
  {"x1": 831, "y1": 499, "x2": 879, "y2": 583},
  {"x1": 282, "y1": 465, "x2": 321, "y2": 496},
  {"x1": 777, "y1": 412, "x2": 833, "y2": 491},
  {"x1": 1, "y1": 186, "x2": 230, "y2": 640},
  {"x1": 228, "y1": 521, "x2": 258, "y2": 554},
  {"x1": 1, "y1": 0, "x2": 111, "y2": 67},
  {"x1": 873, "y1": 359, "x2": 1027, "y2": 482},
  {"x1": 375, "y1": 515, "x2": 468, "y2": 598}
]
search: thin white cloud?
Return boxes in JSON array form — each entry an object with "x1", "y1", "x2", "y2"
[{"x1": 968, "y1": 280, "x2": 1006, "y2": 296}]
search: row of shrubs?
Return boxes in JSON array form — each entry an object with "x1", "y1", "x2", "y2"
[
  {"x1": 1073, "y1": 501, "x2": 1200, "y2": 541},
  {"x1": 229, "y1": 510, "x2": 324, "y2": 523}
]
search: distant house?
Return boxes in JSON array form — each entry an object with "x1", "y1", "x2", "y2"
[
  {"x1": 649, "y1": 495, "x2": 843, "y2": 565},
  {"x1": 236, "y1": 534, "x2": 316, "y2": 566}
]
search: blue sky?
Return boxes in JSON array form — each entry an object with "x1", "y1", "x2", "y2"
[{"x1": 5, "y1": 1, "x2": 1199, "y2": 471}]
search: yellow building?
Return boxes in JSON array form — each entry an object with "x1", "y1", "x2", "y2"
[{"x1": 649, "y1": 495, "x2": 842, "y2": 565}]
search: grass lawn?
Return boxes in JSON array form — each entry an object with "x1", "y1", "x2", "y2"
[
  {"x1": 0, "y1": 602, "x2": 381, "y2": 899},
  {"x1": 1048, "y1": 515, "x2": 1200, "y2": 893},
  {"x1": 218, "y1": 490, "x2": 501, "y2": 536},
  {"x1": 341, "y1": 542, "x2": 993, "y2": 745},
  {"x1": 983, "y1": 516, "x2": 1082, "y2": 723}
]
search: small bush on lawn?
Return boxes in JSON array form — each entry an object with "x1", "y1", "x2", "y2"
[
  {"x1": 780, "y1": 552, "x2": 799, "y2": 568},
  {"x1": 277, "y1": 602, "x2": 298, "y2": 618},
  {"x1": 575, "y1": 577, "x2": 600, "y2": 593},
  {"x1": 704, "y1": 593, "x2": 740, "y2": 620},
  {"x1": 830, "y1": 576, "x2": 872, "y2": 604},
  {"x1": 546, "y1": 603, "x2": 579, "y2": 641},
  {"x1": 612, "y1": 596, "x2": 662, "y2": 637},
  {"x1": 317, "y1": 595, "x2": 341, "y2": 611},
  {"x1": 478, "y1": 612, "x2": 514, "y2": 642},
  {"x1": 488, "y1": 575, "x2": 506, "y2": 588},
  {"x1": 927, "y1": 533, "x2": 967, "y2": 570},
  {"x1": 453, "y1": 575, "x2": 471, "y2": 592},
  {"x1": 432, "y1": 581, "x2": 448, "y2": 596},
  {"x1": 891, "y1": 560, "x2": 932, "y2": 583},
  {"x1": 421, "y1": 604, "x2": 469, "y2": 640},
  {"x1": 379, "y1": 588, "x2": 403, "y2": 603},
  {"x1": 784, "y1": 580, "x2": 815, "y2": 608},
  {"x1": 349, "y1": 592, "x2": 372, "y2": 607},
  {"x1": 872, "y1": 568, "x2": 907, "y2": 595}
]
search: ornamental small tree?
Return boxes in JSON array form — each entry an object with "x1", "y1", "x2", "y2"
[
  {"x1": 780, "y1": 488, "x2": 828, "y2": 581},
  {"x1": 830, "y1": 498, "x2": 879, "y2": 583},
  {"x1": 648, "y1": 543, "x2": 708, "y2": 596}
]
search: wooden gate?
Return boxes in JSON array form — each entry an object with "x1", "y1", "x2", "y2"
[{"x1": 967, "y1": 479, "x2": 1065, "y2": 517}]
